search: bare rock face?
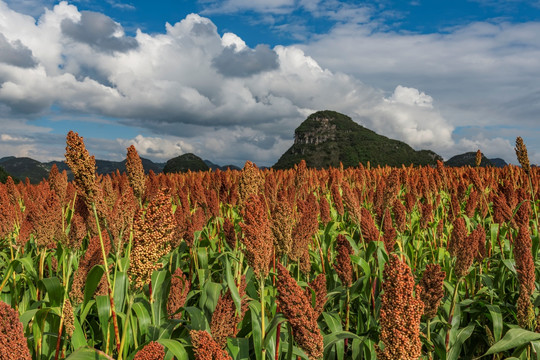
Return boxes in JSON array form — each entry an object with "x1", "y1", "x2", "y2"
[{"x1": 294, "y1": 116, "x2": 337, "y2": 147}]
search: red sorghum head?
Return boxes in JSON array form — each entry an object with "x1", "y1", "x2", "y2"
[
  {"x1": 167, "y1": 268, "x2": 191, "y2": 319},
  {"x1": 419, "y1": 264, "x2": 446, "y2": 320},
  {"x1": 65, "y1": 131, "x2": 97, "y2": 206},
  {"x1": 305, "y1": 273, "x2": 327, "y2": 320},
  {"x1": 0, "y1": 301, "x2": 31, "y2": 360},
  {"x1": 210, "y1": 276, "x2": 248, "y2": 348},
  {"x1": 126, "y1": 145, "x2": 146, "y2": 201},
  {"x1": 334, "y1": 234, "x2": 353, "y2": 287},
  {"x1": 515, "y1": 137, "x2": 530, "y2": 174},
  {"x1": 133, "y1": 341, "x2": 166, "y2": 360},
  {"x1": 276, "y1": 263, "x2": 323, "y2": 360},
  {"x1": 270, "y1": 197, "x2": 294, "y2": 259},
  {"x1": 239, "y1": 194, "x2": 273, "y2": 277},
  {"x1": 129, "y1": 189, "x2": 174, "y2": 289},
  {"x1": 360, "y1": 208, "x2": 379, "y2": 243},
  {"x1": 190, "y1": 330, "x2": 232, "y2": 360},
  {"x1": 376, "y1": 254, "x2": 423, "y2": 360}
]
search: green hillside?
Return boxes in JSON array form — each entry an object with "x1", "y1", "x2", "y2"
[{"x1": 163, "y1": 153, "x2": 209, "y2": 173}]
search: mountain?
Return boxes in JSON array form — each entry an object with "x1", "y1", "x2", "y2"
[
  {"x1": 273, "y1": 110, "x2": 442, "y2": 169},
  {"x1": 204, "y1": 160, "x2": 241, "y2": 171},
  {"x1": 489, "y1": 158, "x2": 508, "y2": 168},
  {"x1": 95, "y1": 158, "x2": 165, "y2": 175},
  {"x1": 0, "y1": 157, "x2": 50, "y2": 184},
  {"x1": 444, "y1": 152, "x2": 508, "y2": 168},
  {"x1": 0, "y1": 156, "x2": 166, "y2": 184},
  {"x1": 0, "y1": 153, "x2": 240, "y2": 183},
  {"x1": 0, "y1": 165, "x2": 16, "y2": 183},
  {"x1": 163, "y1": 153, "x2": 209, "y2": 173}
]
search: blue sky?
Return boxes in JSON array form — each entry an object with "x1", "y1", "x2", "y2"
[{"x1": 0, "y1": 0, "x2": 539, "y2": 166}]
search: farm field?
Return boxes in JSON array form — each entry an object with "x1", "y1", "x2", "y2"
[{"x1": 0, "y1": 132, "x2": 539, "y2": 360}]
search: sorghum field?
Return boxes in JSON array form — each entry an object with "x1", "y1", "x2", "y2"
[{"x1": 0, "y1": 131, "x2": 539, "y2": 360}]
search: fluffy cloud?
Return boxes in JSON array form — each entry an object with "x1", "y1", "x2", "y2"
[
  {"x1": 213, "y1": 44, "x2": 279, "y2": 77},
  {"x1": 0, "y1": 0, "x2": 535, "y2": 166},
  {"x1": 0, "y1": 33, "x2": 37, "y2": 68},
  {"x1": 61, "y1": 11, "x2": 138, "y2": 53},
  {"x1": 116, "y1": 135, "x2": 195, "y2": 160},
  {"x1": 300, "y1": 20, "x2": 540, "y2": 163},
  {"x1": 2, "y1": 0, "x2": 55, "y2": 17}
]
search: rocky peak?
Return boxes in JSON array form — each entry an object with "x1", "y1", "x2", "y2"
[{"x1": 294, "y1": 116, "x2": 337, "y2": 146}]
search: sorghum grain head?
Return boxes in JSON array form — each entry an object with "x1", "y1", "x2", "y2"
[
  {"x1": 0, "y1": 301, "x2": 31, "y2": 360},
  {"x1": 376, "y1": 254, "x2": 423, "y2": 360},
  {"x1": 65, "y1": 131, "x2": 97, "y2": 206},
  {"x1": 515, "y1": 137, "x2": 530, "y2": 174},
  {"x1": 190, "y1": 330, "x2": 232, "y2": 360},
  {"x1": 239, "y1": 194, "x2": 273, "y2": 277},
  {"x1": 126, "y1": 145, "x2": 146, "y2": 201},
  {"x1": 167, "y1": 268, "x2": 191, "y2": 319},
  {"x1": 276, "y1": 263, "x2": 323, "y2": 360},
  {"x1": 475, "y1": 149, "x2": 482, "y2": 167},
  {"x1": 419, "y1": 264, "x2": 446, "y2": 320},
  {"x1": 334, "y1": 234, "x2": 353, "y2": 287},
  {"x1": 210, "y1": 276, "x2": 248, "y2": 348},
  {"x1": 133, "y1": 341, "x2": 166, "y2": 360}
]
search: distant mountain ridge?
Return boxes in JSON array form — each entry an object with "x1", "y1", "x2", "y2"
[
  {"x1": 204, "y1": 160, "x2": 241, "y2": 171},
  {"x1": 273, "y1": 110, "x2": 443, "y2": 169},
  {"x1": 0, "y1": 155, "x2": 240, "y2": 184},
  {"x1": 0, "y1": 157, "x2": 50, "y2": 184},
  {"x1": 0, "y1": 113, "x2": 514, "y2": 183},
  {"x1": 163, "y1": 153, "x2": 209, "y2": 173},
  {"x1": 444, "y1": 152, "x2": 508, "y2": 168}
]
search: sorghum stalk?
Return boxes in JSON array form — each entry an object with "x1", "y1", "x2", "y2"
[
  {"x1": 0, "y1": 268, "x2": 11, "y2": 294},
  {"x1": 54, "y1": 252, "x2": 74, "y2": 360},
  {"x1": 54, "y1": 312, "x2": 65, "y2": 360},
  {"x1": 117, "y1": 295, "x2": 134, "y2": 360},
  {"x1": 260, "y1": 274, "x2": 267, "y2": 360},
  {"x1": 36, "y1": 248, "x2": 47, "y2": 301},
  {"x1": 314, "y1": 234, "x2": 325, "y2": 274},
  {"x1": 426, "y1": 318, "x2": 433, "y2": 360},
  {"x1": 345, "y1": 287, "x2": 350, "y2": 353},
  {"x1": 275, "y1": 304, "x2": 281, "y2": 360},
  {"x1": 445, "y1": 278, "x2": 462, "y2": 352},
  {"x1": 92, "y1": 203, "x2": 121, "y2": 353},
  {"x1": 65, "y1": 131, "x2": 120, "y2": 353},
  {"x1": 236, "y1": 250, "x2": 244, "y2": 289},
  {"x1": 239, "y1": 193, "x2": 273, "y2": 358}
]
